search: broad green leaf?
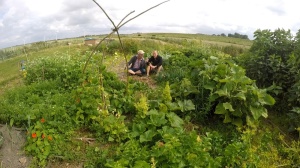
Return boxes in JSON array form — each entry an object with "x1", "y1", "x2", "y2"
[
  {"x1": 44, "y1": 140, "x2": 50, "y2": 146},
  {"x1": 223, "y1": 113, "x2": 232, "y2": 123},
  {"x1": 108, "y1": 136, "x2": 114, "y2": 142},
  {"x1": 215, "y1": 89, "x2": 227, "y2": 97},
  {"x1": 9, "y1": 118, "x2": 14, "y2": 127},
  {"x1": 219, "y1": 78, "x2": 229, "y2": 83},
  {"x1": 261, "y1": 108, "x2": 268, "y2": 118},
  {"x1": 131, "y1": 123, "x2": 147, "y2": 138},
  {"x1": 44, "y1": 145, "x2": 51, "y2": 156},
  {"x1": 160, "y1": 126, "x2": 177, "y2": 135},
  {"x1": 140, "y1": 129, "x2": 156, "y2": 143},
  {"x1": 246, "y1": 116, "x2": 256, "y2": 127},
  {"x1": 223, "y1": 102, "x2": 234, "y2": 112},
  {"x1": 203, "y1": 82, "x2": 215, "y2": 91},
  {"x1": 167, "y1": 102, "x2": 180, "y2": 111},
  {"x1": 149, "y1": 112, "x2": 167, "y2": 127},
  {"x1": 178, "y1": 100, "x2": 184, "y2": 111},
  {"x1": 261, "y1": 94, "x2": 275, "y2": 105},
  {"x1": 134, "y1": 161, "x2": 150, "y2": 168},
  {"x1": 225, "y1": 82, "x2": 234, "y2": 94},
  {"x1": 90, "y1": 115, "x2": 97, "y2": 120},
  {"x1": 216, "y1": 64, "x2": 227, "y2": 77},
  {"x1": 36, "y1": 139, "x2": 42, "y2": 146},
  {"x1": 209, "y1": 93, "x2": 219, "y2": 102},
  {"x1": 234, "y1": 92, "x2": 246, "y2": 101},
  {"x1": 250, "y1": 106, "x2": 263, "y2": 120},
  {"x1": 215, "y1": 103, "x2": 226, "y2": 114},
  {"x1": 167, "y1": 112, "x2": 183, "y2": 128},
  {"x1": 184, "y1": 99, "x2": 195, "y2": 111},
  {"x1": 177, "y1": 100, "x2": 195, "y2": 112},
  {"x1": 232, "y1": 118, "x2": 243, "y2": 127},
  {"x1": 209, "y1": 56, "x2": 218, "y2": 60},
  {"x1": 231, "y1": 66, "x2": 240, "y2": 74},
  {"x1": 232, "y1": 106, "x2": 243, "y2": 117}
]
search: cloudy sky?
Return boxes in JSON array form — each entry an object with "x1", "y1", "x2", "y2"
[{"x1": 0, "y1": 0, "x2": 299, "y2": 49}]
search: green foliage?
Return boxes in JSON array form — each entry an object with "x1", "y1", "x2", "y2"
[
  {"x1": 221, "y1": 45, "x2": 246, "y2": 57},
  {"x1": 93, "y1": 112, "x2": 128, "y2": 142},
  {"x1": 199, "y1": 56, "x2": 275, "y2": 126},
  {"x1": 25, "y1": 118, "x2": 57, "y2": 167},
  {"x1": 237, "y1": 28, "x2": 300, "y2": 132},
  {"x1": 162, "y1": 82, "x2": 172, "y2": 103},
  {"x1": 240, "y1": 29, "x2": 295, "y2": 89},
  {"x1": 134, "y1": 94, "x2": 149, "y2": 119},
  {"x1": 283, "y1": 139, "x2": 300, "y2": 167},
  {"x1": 287, "y1": 107, "x2": 300, "y2": 133},
  {"x1": 1, "y1": 33, "x2": 299, "y2": 167},
  {"x1": 24, "y1": 53, "x2": 83, "y2": 89}
]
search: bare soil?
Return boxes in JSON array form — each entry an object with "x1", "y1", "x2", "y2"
[
  {"x1": 0, "y1": 125, "x2": 31, "y2": 168},
  {"x1": 111, "y1": 60, "x2": 157, "y2": 89}
]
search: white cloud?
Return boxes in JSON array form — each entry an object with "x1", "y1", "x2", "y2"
[{"x1": 0, "y1": 0, "x2": 300, "y2": 49}]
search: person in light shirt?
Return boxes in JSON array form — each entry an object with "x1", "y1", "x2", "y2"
[{"x1": 127, "y1": 50, "x2": 146, "y2": 76}]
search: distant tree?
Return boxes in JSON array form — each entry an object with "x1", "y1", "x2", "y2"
[
  {"x1": 227, "y1": 32, "x2": 249, "y2": 40},
  {"x1": 220, "y1": 33, "x2": 226, "y2": 37},
  {"x1": 294, "y1": 29, "x2": 300, "y2": 57}
]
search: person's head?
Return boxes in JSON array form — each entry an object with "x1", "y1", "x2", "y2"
[
  {"x1": 137, "y1": 50, "x2": 144, "y2": 59},
  {"x1": 152, "y1": 50, "x2": 158, "y2": 58}
]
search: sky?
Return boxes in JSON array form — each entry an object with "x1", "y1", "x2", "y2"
[{"x1": 0, "y1": 0, "x2": 299, "y2": 49}]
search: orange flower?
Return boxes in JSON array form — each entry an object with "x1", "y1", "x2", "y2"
[
  {"x1": 48, "y1": 135, "x2": 53, "y2": 141},
  {"x1": 32, "y1": 133, "x2": 37, "y2": 138},
  {"x1": 42, "y1": 134, "x2": 45, "y2": 139},
  {"x1": 40, "y1": 118, "x2": 45, "y2": 123}
]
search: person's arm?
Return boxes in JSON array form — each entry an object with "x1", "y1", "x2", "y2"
[
  {"x1": 127, "y1": 56, "x2": 136, "y2": 67},
  {"x1": 141, "y1": 59, "x2": 146, "y2": 69}
]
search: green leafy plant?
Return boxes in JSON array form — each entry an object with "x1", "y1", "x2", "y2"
[
  {"x1": 25, "y1": 118, "x2": 56, "y2": 167},
  {"x1": 200, "y1": 56, "x2": 275, "y2": 126}
]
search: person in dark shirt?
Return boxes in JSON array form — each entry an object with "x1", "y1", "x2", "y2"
[
  {"x1": 127, "y1": 50, "x2": 146, "y2": 76},
  {"x1": 146, "y1": 50, "x2": 163, "y2": 77}
]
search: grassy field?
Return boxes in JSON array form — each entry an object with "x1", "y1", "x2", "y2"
[
  {"x1": 0, "y1": 33, "x2": 251, "y2": 89},
  {"x1": 127, "y1": 33, "x2": 253, "y2": 48}
]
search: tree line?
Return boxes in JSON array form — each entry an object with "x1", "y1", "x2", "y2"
[{"x1": 213, "y1": 32, "x2": 249, "y2": 40}]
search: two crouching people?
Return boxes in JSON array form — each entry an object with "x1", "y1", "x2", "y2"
[{"x1": 127, "y1": 50, "x2": 163, "y2": 77}]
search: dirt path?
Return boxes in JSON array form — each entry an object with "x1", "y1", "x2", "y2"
[
  {"x1": 108, "y1": 59, "x2": 157, "y2": 89},
  {"x1": 0, "y1": 77, "x2": 30, "y2": 168},
  {"x1": 0, "y1": 125, "x2": 31, "y2": 168}
]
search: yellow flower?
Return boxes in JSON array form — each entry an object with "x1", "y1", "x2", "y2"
[{"x1": 197, "y1": 135, "x2": 201, "y2": 142}]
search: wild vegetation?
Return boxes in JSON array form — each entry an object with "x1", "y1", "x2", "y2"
[{"x1": 0, "y1": 29, "x2": 299, "y2": 167}]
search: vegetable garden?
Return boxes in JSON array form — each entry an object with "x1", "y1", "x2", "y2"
[{"x1": 0, "y1": 29, "x2": 299, "y2": 167}]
